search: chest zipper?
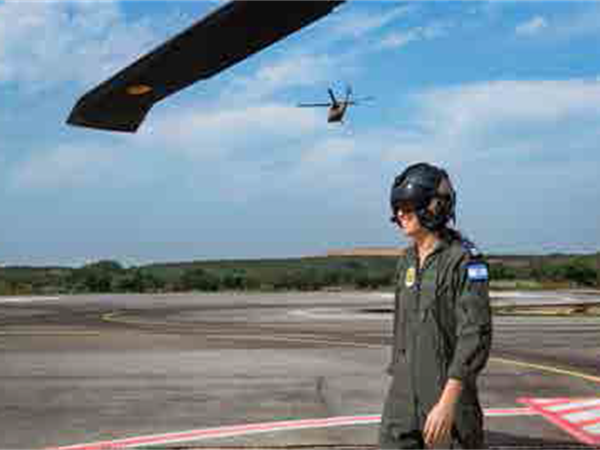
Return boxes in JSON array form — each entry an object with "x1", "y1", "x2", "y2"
[{"x1": 415, "y1": 254, "x2": 436, "y2": 319}]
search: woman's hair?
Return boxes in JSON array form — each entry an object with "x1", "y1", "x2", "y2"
[{"x1": 439, "y1": 226, "x2": 463, "y2": 243}]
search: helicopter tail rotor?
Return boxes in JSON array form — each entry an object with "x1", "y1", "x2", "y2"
[{"x1": 345, "y1": 84, "x2": 352, "y2": 103}]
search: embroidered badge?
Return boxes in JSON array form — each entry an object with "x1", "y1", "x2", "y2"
[
  {"x1": 405, "y1": 267, "x2": 416, "y2": 287},
  {"x1": 467, "y1": 263, "x2": 488, "y2": 281}
]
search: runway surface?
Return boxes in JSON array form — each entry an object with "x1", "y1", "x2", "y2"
[{"x1": 1, "y1": 291, "x2": 599, "y2": 449}]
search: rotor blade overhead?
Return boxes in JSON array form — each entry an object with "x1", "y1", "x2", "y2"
[
  {"x1": 297, "y1": 103, "x2": 332, "y2": 108},
  {"x1": 67, "y1": 1, "x2": 345, "y2": 132}
]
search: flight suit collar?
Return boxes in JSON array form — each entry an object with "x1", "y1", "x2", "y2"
[{"x1": 406, "y1": 236, "x2": 449, "y2": 269}]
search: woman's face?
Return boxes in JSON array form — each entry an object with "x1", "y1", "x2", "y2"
[{"x1": 395, "y1": 207, "x2": 424, "y2": 239}]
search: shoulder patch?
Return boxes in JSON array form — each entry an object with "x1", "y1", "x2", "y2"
[{"x1": 467, "y1": 262, "x2": 488, "y2": 281}]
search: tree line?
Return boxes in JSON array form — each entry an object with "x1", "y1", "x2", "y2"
[
  {"x1": 0, "y1": 258, "x2": 398, "y2": 295},
  {"x1": 0, "y1": 253, "x2": 598, "y2": 296}
]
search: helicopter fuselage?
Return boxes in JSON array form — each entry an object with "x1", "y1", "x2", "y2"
[
  {"x1": 327, "y1": 102, "x2": 348, "y2": 123},
  {"x1": 297, "y1": 86, "x2": 370, "y2": 124}
]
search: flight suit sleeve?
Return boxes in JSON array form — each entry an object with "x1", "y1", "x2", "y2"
[
  {"x1": 386, "y1": 256, "x2": 407, "y2": 375},
  {"x1": 447, "y1": 256, "x2": 493, "y2": 382}
]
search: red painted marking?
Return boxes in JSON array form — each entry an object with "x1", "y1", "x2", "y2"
[
  {"x1": 579, "y1": 417, "x2": 600, "y2": 427},
  {"x1": 519, "y1": 397, "x2": 600, "y2": 445},
  {"x1": 50, "y1": 408, "x2": 535, "y2": 450}
]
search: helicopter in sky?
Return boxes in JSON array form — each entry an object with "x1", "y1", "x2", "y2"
[
  {"x1": 66, "y1": 1, "x2": 346, "y2": 133},
  {"x1": 297, "y1": 86, "x2": 374, "y2": 123}
]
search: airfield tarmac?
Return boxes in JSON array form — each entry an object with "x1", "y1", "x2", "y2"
[{"x1": 1, "y1": 291, "x2": 600, "y2": 449}]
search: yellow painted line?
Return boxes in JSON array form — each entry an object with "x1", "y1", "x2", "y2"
[
  {"x1": 202, "y1": 333, "x2": 383, "y2": 349},
  {"x1": 102, "y1": 311, "x2": 381, "y2": 348},
  {"x1": 491, "y1": 357, "x2": 600, "y2": 385},
  {"x1": 101, "y1": 312, "x2": 119, "y2": 322}
]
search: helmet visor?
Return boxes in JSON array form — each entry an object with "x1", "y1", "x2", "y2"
[
  {"x1": 394, "y1": 200, "x2": 418, "y2": 214},
  {"x1": 390, "y1": 179, "x2": 431, "y2": 212},
  {"x1": 389, "y1": 200, "x2": 419, "y2": 224}
]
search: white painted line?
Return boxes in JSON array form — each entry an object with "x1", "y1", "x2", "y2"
[
  {"x1": 290, "y1": 308, "x2": 386, "y2": 321},
  {"x1": 520, "y1": 398, "x2": 600, "y2": 445},
  {"x1": 583, "y1": 422, "x2": 600, "y2": 435},
  {"x1": 0, "y1": 296, "x2": 59, "y2": 303},
  {"x1": 485, "y1": 408, "x2": 537, "y2": 417},
  {"x1": 546, "y1": 399, "x2": 600, "y2": 412},
  {"x1": 563, "y1": 408, "x2": 600, "y2": 424}
]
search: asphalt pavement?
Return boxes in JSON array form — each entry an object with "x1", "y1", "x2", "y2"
[{"x1": 1, "y1": 291, "x2": 599, "y2": 449}]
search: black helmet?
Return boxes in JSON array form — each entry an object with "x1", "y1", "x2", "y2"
[{"x1": 390, "y1": 162, "x2": 456, "y2": 231}]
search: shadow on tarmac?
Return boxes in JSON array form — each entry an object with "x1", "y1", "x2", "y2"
[
  {"x1": 135, "y1": 432, "x2": 598, "y2": 450},
  {"x1": 487, "y1": 430, "x2": 599, "y2": 449}
]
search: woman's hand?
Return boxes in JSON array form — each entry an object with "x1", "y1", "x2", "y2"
[
  {"x1": 423, "y1": 378, "x2": 462, "y2": 448},
  {"x1": 423, "y1": 399, "x2": 456, "y2": 448}
]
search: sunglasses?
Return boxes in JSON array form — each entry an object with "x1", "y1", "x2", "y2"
[{"x1": 389, "y1": 204, "x2": 417, "y2": 223}]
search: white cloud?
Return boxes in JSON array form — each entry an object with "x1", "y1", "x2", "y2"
[
  {"x1": 221, "y1": 53, "x2": 342, "y2": 103},
  {"x1": 411, "y1": 79, "x2": 600, "y2": 158},
  {"x1": 14, "y1": 72, "x2": 600, "y2": 202},
  {"x1": 8, "y1": 100, "x2": 325, "y2": 193},
  {"x1": 552, "y1": 5, "x2": 600, "y2": 39},
  {"x1": 0, "y1": 1, "x2": 161, "y2": 92},
  {"x1": 373, "y1": 79, "x2": 600, "y2": 252},
  {"x1": 378, "y1": 22, "x2": 448, "y2": 50},
  {"x1": 468, "y1": 1, "x2": 508, "y2": 20},
  {"x1": 513, "y1": 5, "x2": 600, "y2": 41},
  {"x1": 328, "y1": 5, "x2": 414, "y2": 40},
  {"x1": 379, "y1": 30, "x2": 420, "y2": 50},
  {"x1": 461, "y1": 4, "x2": 600, "y2": 44},
  {"x1": 143, "y1": 102, "x2": 323, "y2": 160},
  {"x1": 308, "y1": 79, "x2": 600, "y2": 209},
  {"x1": 515, "y1": 16, "x2": 548, "y2": 37},
  {"x1": 9, "y1": 143, "x2": 120, "y2": 190},
  {"x1": 291, "y1": 136, "x2": 361, "y2": 191},
  {"x1": 7, "y1": 73, "x2": 600, "y2": 257}
]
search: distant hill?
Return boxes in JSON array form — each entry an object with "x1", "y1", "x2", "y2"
[
  {"x1": 326, "y1": 247, "x2": 407, "y2": 257},
  {"x1": 1, "y1": 250, "x2": 598, "y2": 295}
]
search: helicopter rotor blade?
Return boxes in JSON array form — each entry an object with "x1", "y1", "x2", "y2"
[
  {"x1": 352, "y1": 96, "x2": 375, "y2": 104},
  {"x1": 297, "y1": 103, "x2": 332, "y2": 108},
  {"x1": 328, "y1": 88, "x2": 338, "y2": 105},
  {"x1": 66, "y1": 1, "x2": 346, "y2": 132}
]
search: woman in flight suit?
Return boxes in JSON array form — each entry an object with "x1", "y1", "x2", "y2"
[{"x1": 379, "y1": 162, "x2": 493, "y2": 449}]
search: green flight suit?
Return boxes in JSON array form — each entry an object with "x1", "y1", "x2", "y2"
[{"x1": 379, "y1": 237, "x2": 493, "y2": 449}]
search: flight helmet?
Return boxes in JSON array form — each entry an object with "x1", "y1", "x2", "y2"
[{"x1": 389, "y1": 162, "x2": 456, "y2": 231}]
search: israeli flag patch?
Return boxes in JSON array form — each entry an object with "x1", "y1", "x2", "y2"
[{"x1": 467, "y1": 263, "x2": 488, "y2": 281}]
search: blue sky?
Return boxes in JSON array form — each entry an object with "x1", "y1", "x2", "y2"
[{"x1": 1, "y1": 1, "x2": 599, "y2": 266}]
